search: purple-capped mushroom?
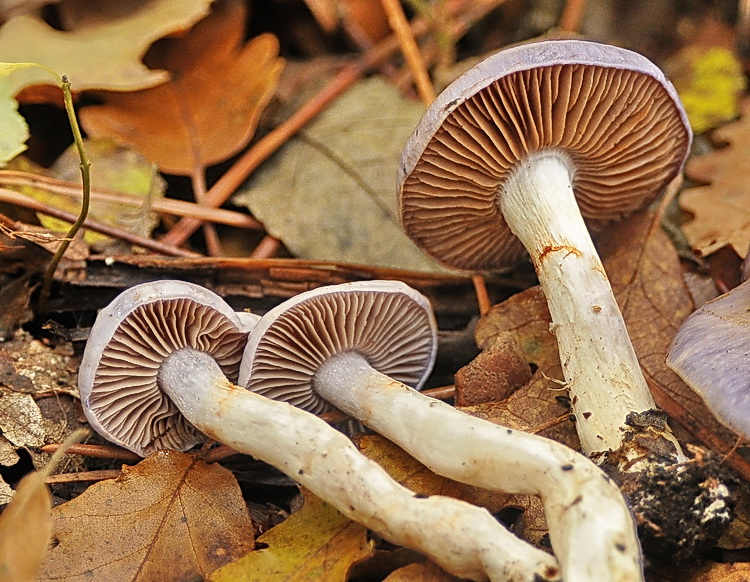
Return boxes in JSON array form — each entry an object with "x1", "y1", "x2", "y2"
[
  {"x1": 78, "y1": 280, "x2": 560, "y2": 582},
  {"x1": 240, "y1": 280, "x2": 643, "y2": 581},
  {"x1": 397, "y1": 39, "x2": 691, "y2": 461},
  {"x1": 667, "y1": 278, "x2": 750, "y2": 437}
]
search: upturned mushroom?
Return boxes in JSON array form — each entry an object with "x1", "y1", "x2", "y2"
[
  {"x1": 78, "y1": 280, "x2": 560, "y2": 582},
  {"x1": 240, "y1": 280, "x2": 643, "y2": 582},
  {"x1": 397, "y1": 39, "x2": 691, "y2": 463},
  {"x1": 667, "y1": 279, "x2": 750, "y2": 438}
]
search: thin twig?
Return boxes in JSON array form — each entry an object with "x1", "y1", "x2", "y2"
[
  {"x1": 160, "y1": 0, "x2": 505, "y2": 247},
  {"x1": 0, "y1": 188, "x2": 201, "y2": 257},
  {"x1": 46, "y1": 469, "x2": 123, "y2": 484},
  {"x1": 0, "y1": 171, "x2": 263, "y2": 230},
  {"x1": 558, "y1": 0, "x2": 587, "y2": 32},
  {"x1": 38, "y1": 75, "x2": 90, "y2": 314},
  {"x1": 381, "y1": 0, "x2": 436, "y2": 104},
  {"x1": 249, "y1": 235, "x2": 281, "y2": 259},
  {"x1": 40, "y1": 443, "x2": 141, "y2": 462},
  {"x1": 472, "y1": 274, "x2": 492, "y2": 315}
]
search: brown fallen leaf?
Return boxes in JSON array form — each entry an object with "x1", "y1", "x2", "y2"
[
  {"x1": 679, "y1": 97, "x2": 750, "y2": 258},
  {"x1": 474, "y1": 286, "x2": 579, "y2": 450},
  {"x1": 598, "y1": 210, "x2": 747, "y2": 465},
  {"x1": 39, "y1": 450, "x2": 255, "y2": 582},
  {"x1": 683, "y1": 561, "x2": 750, "y2": 581},
  {"x1": 383, "y1": 560, "x2": 463, "y2": 582},
  {"x1": 210, "y1": 490, "x2": 373, "y2": 582},
  {"x1": 0, "y1": 0, "x2": 213, "y2": 98},
  {"x1": 80, "y1": 0, "x2": 284, "y2": 176}
]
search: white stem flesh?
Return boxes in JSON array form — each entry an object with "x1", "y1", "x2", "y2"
[
  {"x1": 499, "y1": 151, "x2": 681, "y2": 458},
  {"x1": 159, "y1": 349, "x2": 560, "y2": 582},
  {"x1": 314, "y1": 351, "x2": 644, "y2": 582}
]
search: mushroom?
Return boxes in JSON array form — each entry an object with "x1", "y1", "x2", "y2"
[
  {"x1": 667, "y1": 279, "x2": 750, "y2": 438},
  {"x1": 79, "y1": 280, "x2": 561, "y2": 582},
  {"x1": 397, "y1": 39, "x2": 691, "y2": 462},
  {"x1": 240, "y1": 280, "x2": 644, "y2": 581}
]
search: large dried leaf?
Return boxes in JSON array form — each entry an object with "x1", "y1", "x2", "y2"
[
  {"x1": 474, "y1": 286, "x2": 579, "y2": 450},
  {"x1": 601, "y1": 210, "x2": 744, "y2": 452},
  {"x1": 211, "y1": 490, "x2": 372, "y2": 582},
  {"x1": 233, "y1": 77, "x2": 449, "y2": 272},
  {"x1": 80, "y1": 0, "x2": 284, "y2": 175},
  {"x1": 0, "y1": 470, "x2": 51, "y2": 582},
  {"x1": 0, "y1": 0, "x2": 213, "y2": 97},
  {"x1": 679, "y1": 97, "x2": 750, "y2": 257},
  {"x1": 39, "y1": 450, "x2": 255, "y2": 582}
]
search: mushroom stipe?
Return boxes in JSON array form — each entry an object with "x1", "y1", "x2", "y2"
[{"x1": 240, "y1": 280, "x2": 644, "y2": 582}]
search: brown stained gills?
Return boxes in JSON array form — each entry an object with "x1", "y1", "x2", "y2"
[
  {"x1": 90, "y1": 299, "x2": 247, "y2": 452},
  {"x1": 245, "y1": 290, "x2": 434, "y2": 414},
  {"x1": 401, "y1": 64, "x2": 690, "y2": 272}
]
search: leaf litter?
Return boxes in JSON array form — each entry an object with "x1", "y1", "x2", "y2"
[{"x1": 79, "y1": 0, "x2": 284, "y2": 176}]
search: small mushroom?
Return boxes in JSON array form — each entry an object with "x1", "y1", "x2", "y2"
[
  {"x1": 667, "y1": 279, "x2": 750, "y2": 437},
  {"x1": 397, "y1": 39, "x2": 691, "y2": 461},
  {"x1": 79, "y1": 280, "x2": 560, "y2": 582},
  {"x1": 240, "y1": 280, "x2": 643, "y2": 582}
]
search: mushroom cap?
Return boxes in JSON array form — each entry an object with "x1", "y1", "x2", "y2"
[
  {"x1": 79, "y1": 280, "x2": 249, "y2": 456},
  {"x1": 667, "y1": 280, "x2": 750, "y2": 438},
  {"x1": 239, "y1": 280, "x2": 438, "y2": 414},
  {"x1": 399, "y1": 39, "x2": 692, "y2": 272}
]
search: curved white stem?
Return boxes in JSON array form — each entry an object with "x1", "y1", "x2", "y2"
[
  {"x1": 499, "y1": 151, "x2": 682, "y2": 460},
  {"x1": 314, "y1": 351, "x2": 644, "y2": 582},
  {"x1": 159, "y1": 348, "x2": 560, "y2": 582}
]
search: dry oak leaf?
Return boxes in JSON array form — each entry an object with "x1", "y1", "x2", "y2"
[
  {"x1": 0, "y1": 0, "x2": 213, "y2": 98},
  {"x1": 80, "y1": 0, "x2": 284, "y2": 176},
  {"x1": 39, "y1": 450, "x2": 255, "y2": 582},
  {"x1": 680, "y1": 97, "x2": 750, "y2": 258},
  {"x1": 474, "y1": 286, "x2": 579, "y2": 450},
  {"x1": 382, "y1": 560, "x2": 463, "y2": 582},
  {"x1": 683, "y1": 561, "x2": 750, "y2": 581},
  {"x1": 211, "y1": 489, "x2": 373, "y2": 582}
]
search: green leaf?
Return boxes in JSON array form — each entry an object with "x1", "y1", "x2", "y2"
[{"x1": 0, "y1": 77, "x2": 27, "y2": 166}]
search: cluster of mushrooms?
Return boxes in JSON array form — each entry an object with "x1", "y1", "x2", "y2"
[{"x1": 77, "y1": 39, "x2": 735, "y2": 581}]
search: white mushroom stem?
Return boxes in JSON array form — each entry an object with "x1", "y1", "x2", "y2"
[
  {"x1": 315, "y1": 350, "x2": 644, "y2": 582},
  {"x1": 498, "y1": 150, "x2": 684, "y2": 460},
  {"x1": 159, "y1": 348, "x2": 560, "y2": 582}
]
